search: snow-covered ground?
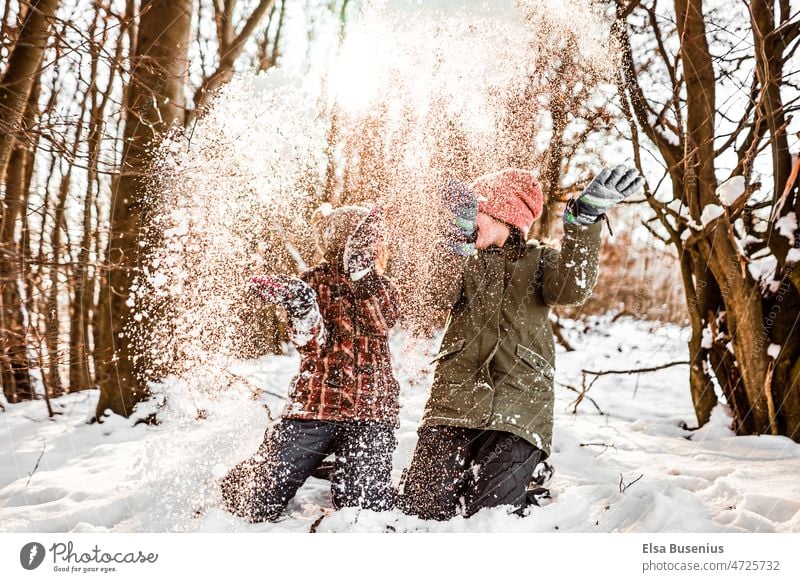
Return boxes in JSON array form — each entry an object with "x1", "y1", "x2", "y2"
[{"x1": 2, "y1": 317, "x2": 800, "y2": 533}]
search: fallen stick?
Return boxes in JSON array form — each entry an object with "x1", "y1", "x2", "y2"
[
  {"x1": 582, "y1": 360, "x2": 689, "y2": 377},
  {"x1": 26, "y1": 442, "x2": 46, "y2": 487},
  {"x1": 619, "y1": 472, "x2": 644, "y2": 494}
]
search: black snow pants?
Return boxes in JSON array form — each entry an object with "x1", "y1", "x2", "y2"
[
  {"x1": 400, "y1": 425, "x2": 546, "y2": 521},
  {"x1": 220, "y1": 418, "x2": 396, "y2": 522}
]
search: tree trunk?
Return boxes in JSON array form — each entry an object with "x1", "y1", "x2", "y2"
[
  {"x1": 69, "y1": 9, "x2": 120, "y2": 394},
  {"x1": 618, "y1": 0, "x2": 790, "y2": 437},
  {"x1": 676, "y1": 0, "x2": 771, "y2": 434},
  {"x1": 0, "y1": 79, "x2": 41, "y2": 402},
  {"x1": 750, "y1": 0, "x2": 792, "y2": 207},
  {"x1": 748, "y1": 1, "x2": 800, "y2": 439},
  {"x1": 94, "y1": 0, "x2": 192, "y2": 418},
  {"x1": 767, "y1": 159, "x2": 800, "y2": 439},
  {"x1": 680, "y1": 247, "x2": 718, "y2": 426},
  {"x1": 68, "y1": 182, "x2": 96, "y2": 393},
  {"x1": 0, "y1": 0, "x2": 59, "y2": 182},
  {"x1": 46, "y1": 173, "x2": 68, "y2": 397}
]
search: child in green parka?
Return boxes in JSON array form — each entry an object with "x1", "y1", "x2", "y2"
[{"x1": 401, "y1": 165, "x2": 644, "y2": 520}]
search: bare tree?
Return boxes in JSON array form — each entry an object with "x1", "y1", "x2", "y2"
[
  {"x1": 69, "y1": 1, "x2": 125, "y2": 394},
  {"x1": 1, "y1": 0, "x2": 61, "y2": 403},
  {"x1": 95, "y1": 0, "x2": 193, "y2": 418},
  {"x1": 0, "y1": 0, "x2": 59, "y2": 180},
  {"x1": 615, "y1": 0, "x2": 800, "y2": 438},
  {"x1": 187, "y1": 0, "x2": 277, "y2": 125}
]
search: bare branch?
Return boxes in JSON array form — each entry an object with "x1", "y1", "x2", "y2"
[
  {"x1": 619, "y1": 473, "x2": 644, "y2": 493},
  {"x1": 582, "y1": 360, "x2": 690, "y2": 376},
  {"x1": 25, "y1": 442, "x2": 46, "y2": 486},
  {"x1": 188, "y1": 0, "x2": 276, "y2": 124}
]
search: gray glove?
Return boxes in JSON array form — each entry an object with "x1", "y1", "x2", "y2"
[
  {"x1": 564, "y1": 164, "x2": 645, "y2": 226},
  {"x1": 441, "y1": 179, "x2": 478, "y2": 257}
]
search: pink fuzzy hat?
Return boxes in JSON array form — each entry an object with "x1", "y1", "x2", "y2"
[{"x1": 471, "y1": 168, "x2": 543, "y2": 239}]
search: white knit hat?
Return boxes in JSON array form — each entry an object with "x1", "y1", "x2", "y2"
[{"x1": 310, "y1": 203, "x2": 370, "y2": 261}]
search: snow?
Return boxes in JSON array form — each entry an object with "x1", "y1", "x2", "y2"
[
  {"x1": 288, "y1": 309, "x2": 325, "y2": 347},
  {"x1": 716, "y1": 175, "x2": 746, "y2": 206},
  {"x1": 775, "y1": 212, "x2": 797, "y2": 243},
  {"x1": 700, "y1": 204, "x2": 725, "y2": 226},
  {"x1": 767, "y1": 344, "x2": 781, "y2": 359},
  {"x1": 700, "y1": 326, "x2": 714, "y2": 349},
  {"x1": 3, "y1": 317, "x2": 800, "y2": 533},
  {"x1": 149, "y1": 273, "x2": 168, "y2": 289},
  {"x1": 787, "y1": 248, "x2": 800, "y2": 264},
  {"x1": 747, "y1": 253, "x2": 777, "y2": 282},
  {"x1": 129, "y1": 0, "x2": 638, "y2": 403}
]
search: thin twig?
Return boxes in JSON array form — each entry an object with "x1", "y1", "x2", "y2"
[
  {"x1": 221, "y1": 369, "x2": 284, "y2": 422},
  {"x1": 582, "y1": 361, "x2": 689, "y2": 377},
  {"x1": 550, "y1": 313, "x2": 575, "y2": 351},
  {"x1": 26, "y1": 443, "x2": 46, "y2": 487},
  {"x1": 619, "y1": 473, "x2": 644, "y2": 493},
  {"x1": 186, "y1": 115, "x2": 198, "y2": 150},
  {"x1": 560, "y1": 375, "x2": 605, "y2": 415},
  {"x1": 309, "y1": 509, "x2": 332, "y2": 533},
  {"x1": 580, "y1": 442, "x2": 617, "y2": 449},
  {"x1": 221, "y1": 368, "x2": 286, "y2": 401},
  {"x1": 580, "y1": 442, "x2": 616, "y2": 457}
]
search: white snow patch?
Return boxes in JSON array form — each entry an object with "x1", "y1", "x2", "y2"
[
  {"x1": 150, "y1": 273, "x2": 168, "y2": 289},
  {"x1": 3, "y1": 320, "x2": 800, "y2": 533},
  {"x1": 767, "y1": 344, "x2": 781, "y2": 359},
  {"x1": 748, "y1": 254, "x2": 777, "y2": 281},
  {"x1": 775, "y1": 212, "x2": 797, "y2": 243},
  {"x1": 701, "y1": 326, "x2": 714, "y2": 349},
  {"x1": 701, "y1": 204, "x2": 725, "y2": 226},
  {"x1": 716, "y1": 176, "x2": 746, "y2": 206},
  {"x1": 163, "y1": 221, "x2": 189, "y2": 239}
]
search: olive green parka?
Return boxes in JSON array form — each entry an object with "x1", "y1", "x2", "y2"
[{"x1": 421, "y1": 221, "x2": 603, "y2": 456}]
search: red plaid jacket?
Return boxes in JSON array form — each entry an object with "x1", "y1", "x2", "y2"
[{"x1": 283, "y1": 262, "x2": 401, "y2": 424}]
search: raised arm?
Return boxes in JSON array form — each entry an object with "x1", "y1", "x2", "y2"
[
  {"x1": 352, "y1": 271, "x2": 401, "y2": 334},
  {"x1": 249, "y1": 274, "x2": 326, "y2": 348},
  {"x1": 423, "y1": 250, "x2": 469, "y2": 311},
  {"x1": 542, "y1": 164, "x2": 645, "y2": 306},
  {"x1": 540, "y1": 221, "x2": 603, "y2": 307},
  {"x1": 422, "y1": 178, "x2": 476, "y2": 311}
]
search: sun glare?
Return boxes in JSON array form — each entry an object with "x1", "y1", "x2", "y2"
[{"x1": 330, "y1": 30, "x2": 384, "y2": 114}]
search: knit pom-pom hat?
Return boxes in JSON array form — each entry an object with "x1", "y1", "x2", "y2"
[
  {"x1": 310, "y1": 203, "x2": 370, "y2": 263},
  {"x1": 470, "y1": 168, "x2": 543, "y2": 239}
]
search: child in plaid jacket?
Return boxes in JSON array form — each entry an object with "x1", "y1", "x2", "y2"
[{"x1": 221, "y1": 205, "x2": 401, "y2": 523}]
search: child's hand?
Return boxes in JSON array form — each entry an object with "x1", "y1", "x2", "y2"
[
  {"x1": 564, "y1": 164, "x2": 645, "y2": 226},
  {"x1": 344, "y1": 206, "x2": 383, "y2": 281},
  {"x1": 249, "y1": 275, "x2": 317, "y2": 321},
  {"x1": 249, "y1": 275, "x2": 325, "y2": 347},
  {"x1": 441, "y1": 179, "x2": 478, "y2": 257}
]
